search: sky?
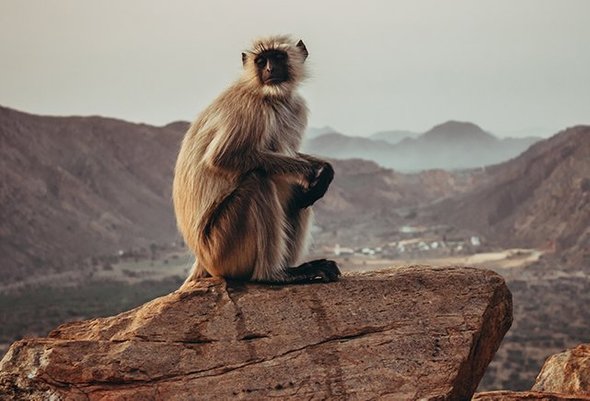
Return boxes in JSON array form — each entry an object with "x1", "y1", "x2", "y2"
[{"x1": 1, "y1": 0, "x2": 589, "y2": 137}]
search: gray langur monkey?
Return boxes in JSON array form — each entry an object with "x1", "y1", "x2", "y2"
[{"x1": 173, "y1": 35, "x2": 340, "y2": 285}]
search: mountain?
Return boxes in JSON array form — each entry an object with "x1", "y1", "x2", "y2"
[
  {"x1": 421, "y1": 121, "x2": 496, "y2": 143},
  {"x1": 163, "y1": 120, "x2": 190, "y2": 132},
  {"x1": 302, "y1": 132, "x2": 393, "y2": 162},
  {"x1": 303, "y1": 121, "x2": 540, "y2": 172},
  {"x1": 0, "y1": 106, "x2": 185, "y2": 283},
  {"x1": 370, "y1": 130, "x2": 418, "y2": 145},
  {"x1": 305, "y1": 126, "x2": 340, "y2": 139},
  {"x1": 430, "y1": 126, "x2": 590, "y2": 269},
  {"x1": 390, "y1": 121, "x2": 539, "y2": 170}
]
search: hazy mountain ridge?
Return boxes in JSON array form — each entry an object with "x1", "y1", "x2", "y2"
[
  {"x1": 370, "y1": 130, "x2": 418, "y2": 144},
  {"x1": 303, "y1": 121, "x2": 541, "y2": 171},
  {"x1": 305, "y1": 126, "x2": 340, "y2": 139},
  {"x1": 430, "y1": 125, "x2": 590, "y2": 268}
]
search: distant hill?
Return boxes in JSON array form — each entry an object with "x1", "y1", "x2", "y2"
[
  {"x1": 430, "y1": 126, "x2": 590, "y2": 269},
  {"x1": 163, "y1": 120, "x2": 190, "y2": 133},
  {"x1": 303, "y1": 132, "x2": 393, "y2": 162},
  {"x1": 303, "y1": 121, "x2": 541, "y2": 172},
  {"x1": 0, "y1": 106, "x2": 185, "y2": 283},
  {"x1": 305, "y1": 126, "x2": 340, "y2": 139},
  {"x1": 370, "y1": 130, "x2": 418, "y2": 145},
  {"x1": 421, "y1": 121, "x2": 496, "y2": 142}
]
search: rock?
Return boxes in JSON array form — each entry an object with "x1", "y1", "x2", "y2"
[
  {"x1": 532, "y1": 344, "x2": 590, "y2": 395},
  {"x1": 0, "y1": 266, "x2": 512, "y2": 400},
  {"x1": 473, "y1": 343, "x2": 590, "y2": 401},
  {"x1": 473, "y1": 390, "x2": 590, "y2": 400}
]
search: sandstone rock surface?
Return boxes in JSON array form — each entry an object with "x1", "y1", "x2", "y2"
[
  {"x1": 473, "y1": 390, "x2": 590, "y2": 400},
  {"x1": 532, "y1": 344, "x2": 590, "y2": 396},
  {"x1": 0, "y1": 266, "x2": 512, "y2": 400}
]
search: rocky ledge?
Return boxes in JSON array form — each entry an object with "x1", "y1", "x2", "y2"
[
  {"x1": 474, "y1": 343, "x2": 590, "y2": 400},
  {"x1": 473, "y1": 391, "x2": 590, "y2": 400},
  {"x1": 0, "y1": 266, "x2": 512, "y2": 400},
  {"x1": 533, "y1": 344, "x2": 590, "y2": 395}
]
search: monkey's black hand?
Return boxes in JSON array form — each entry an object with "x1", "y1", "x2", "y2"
[{"x1": 298, "y1": 162, "x2": 334, "y2": 208}]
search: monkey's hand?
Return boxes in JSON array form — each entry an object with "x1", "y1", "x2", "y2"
[{"x1": 298, "y1": 161, "x2": 334, "y2": 208}]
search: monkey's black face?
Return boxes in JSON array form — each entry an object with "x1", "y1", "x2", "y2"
[{"x1": 255, "y1": 50, "x2": 290, "y2": 86}]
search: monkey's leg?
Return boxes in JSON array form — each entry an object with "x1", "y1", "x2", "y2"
[
  {"x1": 248, "y1": 179, "x2": 341, "y2": 284},
  {"x1": 198, "y1": 171, "x2": 287, "y2": 282},
  {"x1": 257, "y1": 181, "x2": 341, "y2": 284},
  {"x1": 198, "y1": 173, "x2": 339, "y2": 284},
  {"x1": 277, "y1": 178, "x2": 314, "y2": 266}
]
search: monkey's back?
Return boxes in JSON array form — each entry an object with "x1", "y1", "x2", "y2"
[{"x1": 173, "y1": 126, "x2": 231, "y2": 253}]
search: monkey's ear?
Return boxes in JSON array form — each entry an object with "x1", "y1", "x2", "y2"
[
  {"x1": 296, "y1": 40, "x2": 309, "y2": 60},
  {"x1": 241, "y1": 52, "x2": 247, "y2": 66}
]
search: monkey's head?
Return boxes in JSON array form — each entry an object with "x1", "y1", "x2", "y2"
[{"x1": 241, "y1": 35, "x2": 309, "y2": 97}]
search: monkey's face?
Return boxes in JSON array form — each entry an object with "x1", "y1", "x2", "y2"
[
  {"x1": 241, "y1": 36, "x2": 309, "y2": 97},
  {"x1": 255, "y1": 50, "x2": 290, "y2": 86}
]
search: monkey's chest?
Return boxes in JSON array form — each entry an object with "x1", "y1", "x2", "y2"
[{"x1": 264, "y1": 120, "x2": 302, "y2": 155}]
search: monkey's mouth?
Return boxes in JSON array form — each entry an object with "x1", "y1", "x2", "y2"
[{"x1": 264, "y1": 77, "x2": 287, "y2": 85}]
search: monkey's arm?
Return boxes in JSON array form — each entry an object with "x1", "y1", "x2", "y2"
[
  {"x1": 255, "y1": 151, "x2": 315, "y2": 176},
  {"x1": 296, "y1": 152, "x2": 327, "y2": 165},
  {"x1": 206, "y1": 139, "x2": 314, "y2": 177},
  {"x1": 211, "y1": 150, "x2": 315, "y2": 177},
  {"x1": 291, "y1": 153, "x2": 334, "y2": 208}
]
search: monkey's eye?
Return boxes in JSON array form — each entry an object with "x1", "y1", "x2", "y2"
[
  {"x1": 256, "y1": 57, "x2": 266, "y2": 67},
  {"x1": 275, "y1": 53, "x2": 286, "y2": 61}
]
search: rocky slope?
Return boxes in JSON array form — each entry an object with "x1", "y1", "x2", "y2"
[
  {"x1": 0, "y1": 266, "x2": 512, "y2": 400},
  {"x1": 311, "y1": 158, "x2": 479, "y2": 249},
  {"x1": 315, "y1": 158, "x2": 474, "y2": 218},
  {"x1": 0, "y1": 106, "x2": 185, "y2": 283},
  {"x1": 430, "y1": 125, "x2": 590, "y2": 269}
]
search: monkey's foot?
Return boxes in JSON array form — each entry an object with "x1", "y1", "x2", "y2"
[{"x1": 285, "y1": 259, "x2": 341, "y2": 283}]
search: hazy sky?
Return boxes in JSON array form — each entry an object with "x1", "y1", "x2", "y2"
[{"x1": 1, "y1": 0, "x2": 589, "y2": 136}]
